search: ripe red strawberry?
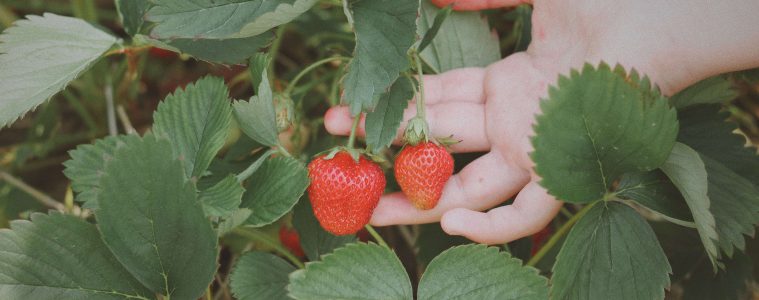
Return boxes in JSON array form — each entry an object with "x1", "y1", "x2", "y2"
[
  {"x1": 278, "y1": 226, "x2": 305, "y2": 257},
  {"x1": 394, "y1": 142, "x2": 454, "y2": 210},
  {"x1": 307, "y1": 151, "x2": 386, "y2": 235}
]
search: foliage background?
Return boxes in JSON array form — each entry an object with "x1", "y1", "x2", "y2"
[{"x1": 0, "y1": 0, "x2": 758, "y2": 299}]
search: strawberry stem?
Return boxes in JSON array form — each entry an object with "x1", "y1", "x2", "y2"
[
  {"x1": 402, "y1": 52, "x2": 431, "y2": 145},
  {"x1": 364, "y1": 225, "x2": 388, "y2": 248},
  {"x1": 413, "y1": 52, "x2": 426, "y2": 120},
  {"x1": 347, "y1": 113, "x2": 361, "y2": 149}
]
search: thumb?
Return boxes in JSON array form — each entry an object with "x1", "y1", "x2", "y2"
[{"x1": 431, "y1": 0, "x2": 531, "y2": 10}]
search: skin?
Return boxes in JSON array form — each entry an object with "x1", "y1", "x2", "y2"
[{"x1": 325, "y1": 0, "x2": 759, "y2": 244}]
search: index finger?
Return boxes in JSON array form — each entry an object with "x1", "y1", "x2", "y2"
[{"x1": 431, "y1": 0, "x2": 531, "y2": 10}]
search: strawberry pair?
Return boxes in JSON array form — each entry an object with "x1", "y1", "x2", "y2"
[{"x1": 307, "y1": 141, "x2": 454, "y2": 236}]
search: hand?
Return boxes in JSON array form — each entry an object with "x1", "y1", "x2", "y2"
[{"x1": 326, "y1": 0, "x2": 759, "y2": 244}]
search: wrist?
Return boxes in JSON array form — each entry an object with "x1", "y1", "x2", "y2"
[{"x1": 608, "y1": 0, "x2": 759, "y2": 95}]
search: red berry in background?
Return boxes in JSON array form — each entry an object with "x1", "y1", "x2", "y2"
[
  {"x1": 394, "y1": 142, "x2": 454, "y2": 210},
  {"x1": 307, "y1": 151, "x2": 386, "y2": 235},
  {"x1": 357, "y1": 228, "x2": 371, "y2": 242},
  {"x1": 278, "y1": 226, "x2": 305, "y2": 257},
  {"x1": 149, "y1": 47, "x2": 176, "y2": 59},
  {"x1": 530, "y1": 225, "x2": 553, "y2": 256}
]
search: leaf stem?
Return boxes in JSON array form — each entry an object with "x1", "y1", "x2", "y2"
[
  {"x1": 116, "y1": 105, "x2": 136, "y2": 134},
  {"x1": 413, "y1": 52, "x2": 426, "y2": 119},
  {"x1": 284, "y1": 56, "x2": 349, "y2": 97},
  {"x1": 0, "y1": 170, "x2": 64, "y2": 210},
  {"x1": 277, "y1": 145, "x2": 293, "y2": 158},
  {"x1": 364, "y1": 225, "x2": 388, "y2": 248},
  {"x1": 347, "y1": 114, "x2": 361, "y2": 149},
  {"x1": 526, "y1": 201, "x2": 599, "y2": 267},
  {"x1": 233, "y1": 227, "x2": 306, "y2": 269},
  {"x1": 205, "y1": 287, "x2": 212, "y2": 300},
  {"x1": 104, "y1": 75, "x2": 117, "y2": 136},
  {"x1": 559, "y1": 206, "x2": 574, "y2": 219},
  {"x1": 236, "y1": 149, "x2": 277, "y2": 182}
]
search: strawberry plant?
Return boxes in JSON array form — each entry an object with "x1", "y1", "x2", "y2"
[{"x1": 0, "y1": 1, "x2": 758, "y2": 299}]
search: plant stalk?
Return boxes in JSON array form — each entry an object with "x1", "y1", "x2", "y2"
[
  {"x1": 364, "y1": 225, "x2": 388, "y2": 248},
  {"x1": 236, "y1": 149, "x2": 277, "y2": 182},
  {"x1": 284, "y1": 56, "x2": 349, "y2": 97},
  {"x1": 104, "y1": 75, "x2": 117, "y2": 136},
  {"x1": 268, "y1": 25, "x2": 288, "y2": 79},
  {"x1": 347, "y1": 114, "x2": 361, "y2": 149},
  {"x1": 413, "y1": 52, "x2": 426, "y2": 119},
  {"x1": 0, "y1": 170, "x2": 64, "y2": 211},
  {"x1": 526, "y1": 201, "x2": 599, "y2": 266}
]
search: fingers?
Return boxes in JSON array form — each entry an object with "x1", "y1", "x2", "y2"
[
  {"x1": 324, "y1": 102, "x2": 489, "y2": 152},
  {"x1": 440, "y1": 181, "x2": 563, "y2": 245},
  {"x1": 423, "y1": 68, "x2": 487, "y2": 104},
  {"x1": 431, "y1": 0, "x2": 531, "y2": 10},
  {"x1": 370, "y1": 152, "x2": 530, "y2": 225}
]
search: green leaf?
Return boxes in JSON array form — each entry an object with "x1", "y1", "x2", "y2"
[
  {"x1": 115, "y1": 0, "x2": 151, "y2": 36},
  {"x1": 0, "y1": 212, "x2": 152, "y2": 299},
  {"x1": 342, "y1": 0, "x2": 419, "y2": 115},
  {"x1": 531, "y1": 63, "x2": 678, "y2": 203},
  {"x1": 200, "y1": 174, "x2": 245, "y2": 218},
  {"x1": 701, "y1": 155, "x2": 759, "y2": 257},
  {"x1": 230, "y1": 251, "x2": 296, "y2": 300},
  {"x1": 95, "y1": 135, "x2": 218, "y2": 300},
  {"x1": 249, "y1": 53, "x2": 272, "y2": 91},
  {"x1": 418, "y1": 1, "x2": 500, "y2": 73},
  {"x1": 147, "y1": 0, "x2": 317, "y2": 39},
  {"x1": 670, "y1": 76, "x2": 736, "y2": 110},
  {"x1": 551, "y1": 202, "x2": 671, "y2": 299},
  {"x1": 682, "y1": 251, "x2": 753, "y2": 300},
  {"x1": 0, "y1": 13, "x2": 116, "y2": 128},
  {"x1": 660, "y1": 142, "x2": 720, "y2": 268},
  {"x1": 153, "y1": 76, "x2": 232, "y2": 179},
  {"x1": 365, "y1": 77, "x2": 413, "y2": 151},
  {"x1": 417, "y1": 4, "x2": 452, "y2": 53},
  {"x1": 617, "y1": 170, "x2": 694, "y2": 226},
  {"x1": 418, "y1": 244, "x2": 548, "y2": 300},
  {"x1": 135, "y1": 33, "x2": 273, "y2": 65},
  {"x1": 288, "y1": 243, "x2": 413, "y2": 300},
  {"x1": 168, "y1": 35, "x2": 271, "y2": 65},
  {"x1": 242, "y1": 157, "x2": 309, "y2": 227},
  {"x1": 677, "y1": 105, "x2": 759, "y2": 185},
  {"x1": 62, "y1": 134, "x2": 141, "y2": 209},
  {"x1": 292, "y1": 198, "x2": 356, "y2": 261},
  {"x1": 675, "y1": 105, "x2": 759, "y2": 256},
  {"x1": 217, "y1": 208, "x2": 253, "y2": 237},
  {"x1": 233, "y1": 71, "x2": 279, "y2": 147}
]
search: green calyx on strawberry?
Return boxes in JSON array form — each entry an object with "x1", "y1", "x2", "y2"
[
  {"x1": 307, "y1": 150, "x2": 386, "y2": 235},
  {"x1": 403, "y1": 116, "x2": 431, "y2": 146}
]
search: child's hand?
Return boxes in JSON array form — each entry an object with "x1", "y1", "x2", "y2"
[{"x1": 326, "y1": 0, "x2": 759, "y2": 244}]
